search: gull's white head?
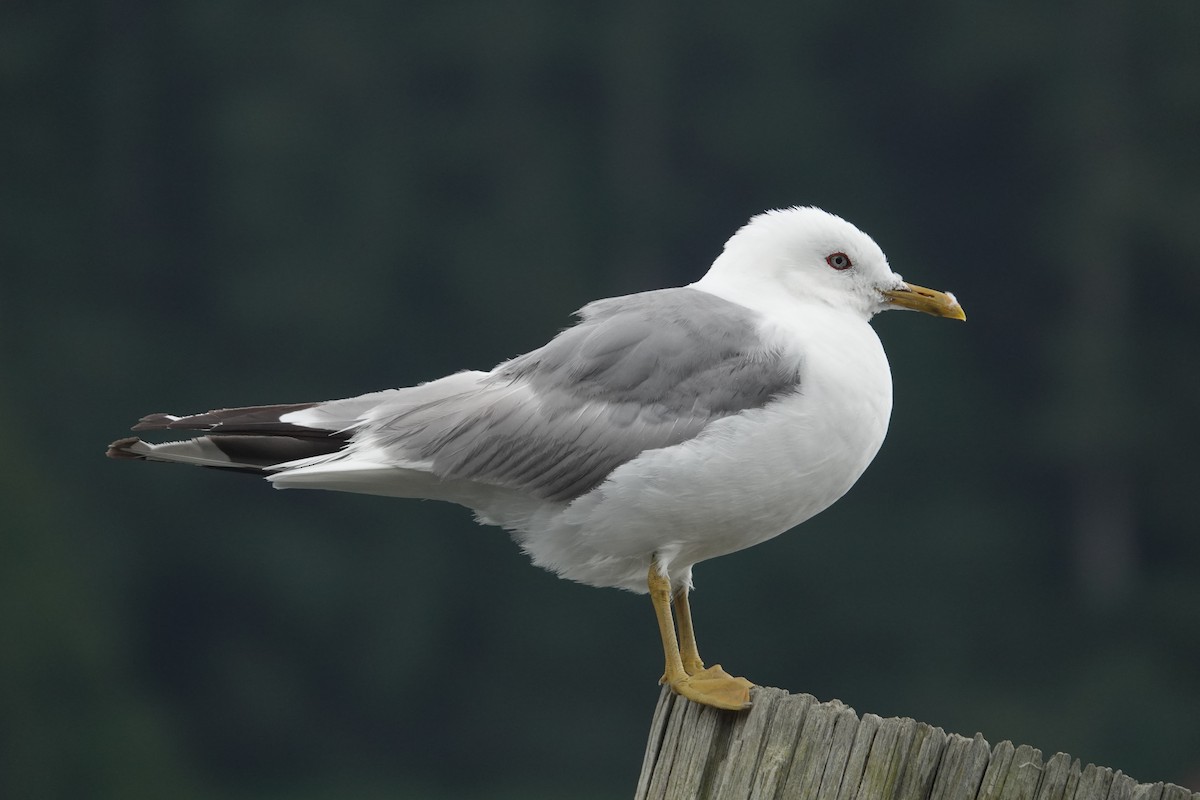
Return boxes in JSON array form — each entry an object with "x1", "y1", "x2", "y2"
[{"x1": 694, "y1": 206, "x2": 965, "y2": 322}]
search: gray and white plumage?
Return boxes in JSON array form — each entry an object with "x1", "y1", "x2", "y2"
[{"x1": 109, "y1": 206, "x2": 964, "y2": 593}]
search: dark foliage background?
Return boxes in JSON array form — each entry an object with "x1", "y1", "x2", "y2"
[{"x1": 3, "y1": 2, "x2": 1199, "y2": 797}]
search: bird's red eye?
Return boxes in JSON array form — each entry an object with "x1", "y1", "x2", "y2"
[{"x1": 825, "y1": 252, "x2": 853, "y2": 270}]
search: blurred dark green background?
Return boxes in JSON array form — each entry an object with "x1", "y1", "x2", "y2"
[{"x1": 4, "y1": 2, "x2": 1199, "y2": 798}]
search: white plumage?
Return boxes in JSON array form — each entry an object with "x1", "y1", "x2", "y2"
[{"x1": 110, "y1": 206, "x2": 964, "y2": 710}]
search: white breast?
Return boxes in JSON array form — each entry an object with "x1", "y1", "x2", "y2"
[{"x1": 508, "y1": 306, "x2": 894, "y2": 593}]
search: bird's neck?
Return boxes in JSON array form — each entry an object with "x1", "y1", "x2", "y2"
[
  {"x1": 690, "y1": 271, "x2": 844, "y2": 325},
  {"x1": 689, "y1": 269, "x2": 788, "y2": 319}
]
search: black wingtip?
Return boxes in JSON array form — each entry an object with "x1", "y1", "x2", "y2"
[
  {"x1": 131, "y1": 413, "x2": 178, "y2": 432},
  {"x1": 107, "y1": 436, "x2": 145, "y2": 460},
  {"x1": 126, "y1": 403, "x2": 332, "y2": 438}
]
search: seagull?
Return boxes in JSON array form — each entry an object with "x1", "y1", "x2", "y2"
[{"x1": 108, "y1": 206, "x2": 965, "y2": 711}]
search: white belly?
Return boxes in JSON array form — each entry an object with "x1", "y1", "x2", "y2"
[{"x1": 509, "y1": 315, "x2": 894, "y2": 592}]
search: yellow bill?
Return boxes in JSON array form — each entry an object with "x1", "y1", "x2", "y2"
[{"x1": 882, "y1": 283, "x2": 966, "y2": 321}]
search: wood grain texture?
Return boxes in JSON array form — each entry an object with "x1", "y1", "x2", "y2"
[{"x1": 635, "y1": 686, "x2": 1197, "y2": 800}]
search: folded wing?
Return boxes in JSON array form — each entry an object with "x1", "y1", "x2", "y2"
[{"x1": 109, "y1": 288, "x2": 804, "y2": 505}]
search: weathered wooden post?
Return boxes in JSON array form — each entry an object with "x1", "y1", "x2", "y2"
[{"x1": 636, "y1": 686, "x2": 1197, "y2": 800}]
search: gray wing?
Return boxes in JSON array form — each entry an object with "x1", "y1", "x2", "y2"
[{"x1": 370, "y1": 288, "x2": 802, "y2": 502}]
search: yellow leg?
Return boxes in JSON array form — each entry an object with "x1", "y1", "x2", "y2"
[
  {"x1": 674, "y1": 588, "x2": 705, "y2": 675},
  {"x1": 649, "y1": 563, "x2": 690, "y2": 687},
  {"x1": 648, "y1": 563, "x2": 753, "y2": 711}
]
